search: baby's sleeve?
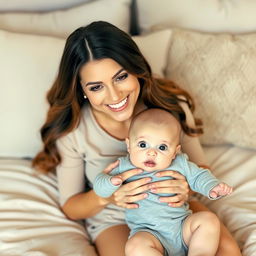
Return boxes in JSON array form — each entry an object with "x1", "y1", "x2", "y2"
[
  {"x1": 93, "y1": 168, "x2": 121, "y2": 198},
  {"x1": 185, "y1": 158, "x2": 220, "y2": 199}
]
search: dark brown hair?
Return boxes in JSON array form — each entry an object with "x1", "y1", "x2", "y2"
[{"x1": 33, "y1": 21, "x2": 202, "y2": 173}]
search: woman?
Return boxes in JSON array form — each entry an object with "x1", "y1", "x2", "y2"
[{"x1": 33, "y1": 21, "x2": 241, "y2": 256}]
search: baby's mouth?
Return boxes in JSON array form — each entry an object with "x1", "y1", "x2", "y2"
[{"x1": 144, "y1": 160, "x2": 156, "y2": 167}]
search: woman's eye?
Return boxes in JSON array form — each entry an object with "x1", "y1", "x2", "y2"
[
  {"x1": 158, "y1": 144, "x2": 168, "y2": 151},
  {"x1": 116, "y1": 73, "x2": 128, "y2": 82},
  {"x1": 138, "y1": 141, "x2": 148, "y2": 148},
  {"x1": 89, "y1": 84, "x2": 103, "y2": 92}
]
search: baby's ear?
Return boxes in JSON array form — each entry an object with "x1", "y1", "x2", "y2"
[
  {"x1": 176, "y1": 144, "x2": 181, "y2": 154},
  {"x1": 125, "y1": 138, "x2": 130, "y2": 152}
]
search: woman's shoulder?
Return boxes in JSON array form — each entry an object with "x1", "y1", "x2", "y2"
[{"x1": 56, "y1": 104, "x2": 91, "y2": 147}]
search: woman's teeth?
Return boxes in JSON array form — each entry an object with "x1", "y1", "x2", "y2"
[{"x1": 108, "y1": 97, "x2": 127, "y2": 109}]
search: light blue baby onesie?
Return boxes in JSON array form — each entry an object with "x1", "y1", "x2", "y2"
[{"x1": 94, "y1": 153, "x2": 220, "y2": 256}]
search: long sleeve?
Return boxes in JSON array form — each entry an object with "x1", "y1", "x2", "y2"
[
  {"x1": 56, "y1": 135, "x2": 85, "y2": 206},
  {"x1": 180, "y1": 155, "x2": 220, "y2": 199},
  {"x1": 93, "y1": 172, "x2": 121, "y2": 198},
  {"x1": 93, "y1": 156, "x2": 133, "y2": 198}
]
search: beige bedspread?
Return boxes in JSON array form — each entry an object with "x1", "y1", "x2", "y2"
[{"x1": 0, "y1": 144, "x2": 255, "y2": 255}]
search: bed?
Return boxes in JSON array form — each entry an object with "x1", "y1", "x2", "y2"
[{"x1": 0, "y1": 0, "x2": 255, "y2": 255}]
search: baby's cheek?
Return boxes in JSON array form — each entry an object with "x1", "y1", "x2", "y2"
[
  {"x1": 130, "y1": 152, "x2": 143, "y2": 167},
  {"x1": 157, "y1": 155, "x2": 173, "y2": 169}
]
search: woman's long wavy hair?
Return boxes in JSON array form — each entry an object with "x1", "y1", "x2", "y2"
[{"x1": 32, "y1": 21, "x2": 202, "y2": 173}]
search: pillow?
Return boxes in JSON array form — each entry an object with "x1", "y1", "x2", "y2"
[
  {"x1": 133, "y1": 29, "x2": 172, "y2": 77},
  {"x1": 0, "y1": 29, "x2": 172, "y2": 158},
  {"x1": 0, "y1": 30, "x2": 65, "y2": 158},
  {"x1": 0, "y1": 0, "x2": 91, "y2": 12},
  {"x1": 136, "y1": 0, "x2": 256, "y2": 34},
  {"x1": 166, "y1": 28, "x2": 256, "y2": 149},
  {"x1": 0, "y1": 0, "x2": 130, "y2": 37}
]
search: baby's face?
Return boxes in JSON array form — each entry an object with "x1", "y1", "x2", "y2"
[{"x1": 126, "y1": 124, "x2": 180, "y2": 172}]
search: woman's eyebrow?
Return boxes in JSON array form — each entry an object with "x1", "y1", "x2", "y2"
[
  {"x1": 85, "y1": 68, "x2": 125, "y2": 87},
  {"x1": 112, "y1": 68, "x2": 125, "y2": 79}
]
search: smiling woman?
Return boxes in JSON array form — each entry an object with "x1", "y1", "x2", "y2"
[{"x1": 80, "y1": 58, "x2": 141, "y2": 127}]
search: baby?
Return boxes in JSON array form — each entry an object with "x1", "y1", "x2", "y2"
[{"x1": 94, "y1": 108, "x2": 232, "y2": 256}]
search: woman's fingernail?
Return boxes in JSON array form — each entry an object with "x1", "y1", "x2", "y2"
[
  {"x1": 150, "y1": 189, "x2": 156, "y2": 193},
  {"x1": 144, "y1": 193, "x2": 148, "y2": 198},
  {"x1": 155, "y1": 173, "x2": 160, "y2": 177}
]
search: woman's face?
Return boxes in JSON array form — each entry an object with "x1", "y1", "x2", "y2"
[{"x1": 80, "y1": 58, "x2": 140, "y2": 123}]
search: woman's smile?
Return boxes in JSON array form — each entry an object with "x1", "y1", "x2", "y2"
[{"x1": 107, "y1": 96, "x2": 129, "y2": 112}]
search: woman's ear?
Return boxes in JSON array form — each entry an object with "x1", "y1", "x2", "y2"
[{"x1": 125, "y1": 138, "x2": 130, "y2": 153}]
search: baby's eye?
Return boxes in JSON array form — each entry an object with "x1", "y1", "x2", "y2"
[
  {"x1": 89, "y1": 84, "x2": 103, "y2": 92},
  {"x1": 138, "y1": 141, "x2": 148, "y2": 149},
  {"x1": 116, "y1": 73, "x2": 128, "y2": 82},
  {"x1": 158, "y1": 144, "x2": 168, "y2": 151}
]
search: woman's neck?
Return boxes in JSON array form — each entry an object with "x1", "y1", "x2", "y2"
[{"x1": 91, "y1": 100, "x2": 146, "y2": 140}]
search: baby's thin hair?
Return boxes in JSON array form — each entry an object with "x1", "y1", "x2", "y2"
[{"x1": 129, "y1": 108, "x2": 181, "y2": 136}]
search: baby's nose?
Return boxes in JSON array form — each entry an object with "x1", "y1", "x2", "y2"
[{"x1": 147, "y1": 148, "x2": 157, "y2": 156}]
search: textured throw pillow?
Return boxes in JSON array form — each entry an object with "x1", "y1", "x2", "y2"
[
  {"x1": 0, "y1": 29, "x2": 171, "y2": 158},
  {"x1": 166, "y1": 28, "x2": 256, "y2": 149},
  {"x1": 0, "y1": 0, "x2": 130, "y2": 37}
]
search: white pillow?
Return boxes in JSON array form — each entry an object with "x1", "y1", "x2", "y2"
[
  {"x1": 0, "y1": 30, "x2": 65, "y2": 158},
  {"x1": 166, "y1": 28, "x2": 256, "y2": 149},
  {"x1": 0, "y1": 29, "x2": 172, "y2": 158},
  {"x1": 137, "y1": 0, "x2": 256, "y2": 34},
  {"x1": 0, "y1": 0, "x2": 130, "y2": 37},
  {"x1": 0, "y1": 0, "x2": 91, "y2": 12}
]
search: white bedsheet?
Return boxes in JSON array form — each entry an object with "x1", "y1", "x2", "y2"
[
  {"x1": 0, "y1": 145, "x2": 255, "y2": 255},
  {"x1": 203, "y1": 145, "x2": 256, "y2": 256},
  {"x1": 0, "y1": 158, "x2": 97, "y2": 256}
]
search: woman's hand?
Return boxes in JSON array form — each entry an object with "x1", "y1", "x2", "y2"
[
  {"x1": 150, "y1": 170, "x2": 189, "y2": 207},
  {"x1": 102, "y1": 160, "x2": 152, "y2": 209}
]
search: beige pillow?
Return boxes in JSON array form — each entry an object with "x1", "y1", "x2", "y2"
[
  {"x1": 0, "y1": 0, "x2": 130, "y2": 37},
  {"x1": 0, "y1": 0, "x2": 91, "y2": 12},
  {"x1": 166, "y1": 28, "x2": 256, "y2": 149},
  {"x1": 137, "y1": 0, "x2": 256, "y2": 34},
  {"x1": 0, "y1": 29, "x2": 171, "y2": 158},
  {"x1": 133, "y1": 29, "x2": 172, "y2": 77}
]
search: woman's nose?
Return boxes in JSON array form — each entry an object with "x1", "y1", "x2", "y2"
[
  {"x1": 108, "y1": 85, "x2": 120, "y2": 101},
  {"x1": 147, "y1": 148, "x2": 157, "y2": 157}
]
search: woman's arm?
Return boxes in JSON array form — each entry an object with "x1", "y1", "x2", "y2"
[{"x1": 62, "y1": 189, "x2": 108, "y2": 220}]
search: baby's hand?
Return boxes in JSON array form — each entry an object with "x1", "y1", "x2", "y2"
[
  {"x1": 111, "y1": 176, "x2": 123, "y2": 186},
  {"x1": 209, "y1": 182, "x2": 233, "y2": 199}
]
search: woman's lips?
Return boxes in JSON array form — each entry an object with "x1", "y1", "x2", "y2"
[{"x1": 107, "y1": 96, "x2": 129, "y2": 112}]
